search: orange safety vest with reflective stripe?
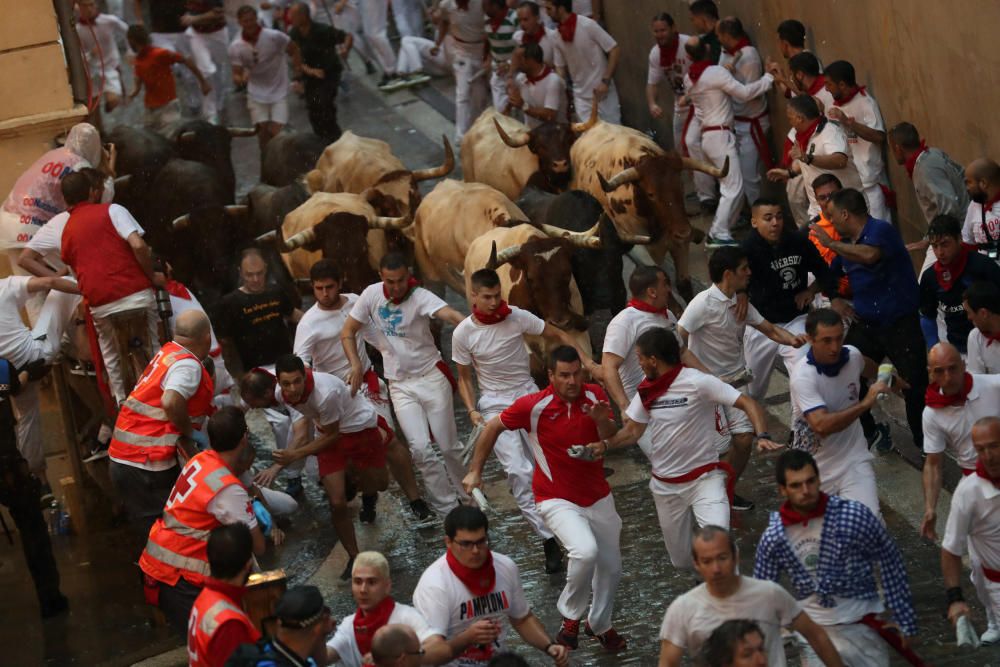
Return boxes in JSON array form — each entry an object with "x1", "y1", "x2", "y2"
[
  {"x1": 109, "y1": 341, "x2": 215, "y2": 465},
  {"x1": 188, "y1": 581, "x2": 260, "y2": 667},
  {"x1": 139, "y1": 449, "x2": 242, "y2": 587}
]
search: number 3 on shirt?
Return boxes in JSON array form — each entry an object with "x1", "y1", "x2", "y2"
[{"x1": 167, "y1": 459, "x2": 202, "y2": 508}]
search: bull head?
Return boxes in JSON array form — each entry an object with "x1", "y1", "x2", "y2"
[
  {"x1": 411, "y1": 135, "x2": 455, "y2": 182},
  {"x1": 494, "y1": 118, "x2": 531, "y2": 149},
  {"x1": 537, "y1": 220, "x2": 603, "y2": 249},
  {"x1": 172, "y1": 205, "x2": 248, "y2": 230},
  {"x1": 570, "y1": 97, "x2": 600, "y2": 134}
]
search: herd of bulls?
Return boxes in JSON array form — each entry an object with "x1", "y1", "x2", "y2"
[{"x1": 108, "y1": 108, "x2": 730, "y2": 353}]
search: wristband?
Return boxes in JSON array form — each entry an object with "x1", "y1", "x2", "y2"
[
  {"x1": 755, "y1": 432, "x2": 772, "y2": 441},
  {"x1": 804, "y1": 153, "x2": 814, "y2": 165},
  {"x1": 946, "y1": 586, "x2": 965, "y2": 605},
  {"x1": 544, "y1": 642, "x2": 557, "y2": 653}
]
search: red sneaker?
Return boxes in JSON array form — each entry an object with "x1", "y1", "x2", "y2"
[
  {"x1": 556, "y1": 618, "x2": 581, "y2": 649},
  {"x1": 586, "y1": 623, "x2": 627, "y2": 652}
]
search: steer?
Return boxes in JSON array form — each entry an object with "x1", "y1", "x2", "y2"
[
  {"x1": 570, "y1": 121, "x2": 727, "y2": 300},
  {"x1": 460, "y1": 105, "x2": 597, "y2": 201},
  {"x1": 464, "y1": 224, "x2": 598, "y2": 367},
  {"x1": 260, "y1": 130, "x2": 327, "y2": 187},
  {"x1": 173, "y1": 120, "x2": 257, "y2": 202}
]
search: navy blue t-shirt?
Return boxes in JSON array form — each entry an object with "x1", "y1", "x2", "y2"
[{"x1": 831, "y1": 217, "x2": 919, "y2": 325}]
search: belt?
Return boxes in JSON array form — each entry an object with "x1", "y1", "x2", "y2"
[
  {"x1": 962, "y1": 467, "x2": 975, "y2": 476},
  {"x1": 858, "y1": 614, "x2": 928, "y2": 667},
  {"x1": 701, "y1": 125, "x2": 732, "y2": 134},
  {"x1": 983, "y1": 565, "x2": 1000, "y2": 582},
  {"x1": 652, "y1": 461, "x2": 735, "y2": 503},
  {"x1": 734, "y1": 111, "x2": 774, "y2": 169}
]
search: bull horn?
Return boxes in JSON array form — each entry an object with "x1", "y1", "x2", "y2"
[
  {"x1": 369, "y1": 214, "x2": 412, "y2": 230},
  {"x1": 493, "y1": 243, "x2": 523, "y2": 267},
  {"x1": 570, "y1": 97, "x2": 599, "y2": 134},
  {"x1": 172, "y1": 214, "x2": 191, "y2": 230},
  {"x1": 227, "y1": 126, "x2": 259, "y2": 137},
  {"x1": 281, "y1": 227, "x2": 317, "y2": 251},
  {"x1": 486, "y1": 241, "x2": 499, "y2": 270},
  {"x1": 493, "y1": 118, "x2": 531, "y2": 148},
  {"x1": 598, "y1": 167, "x2": 640, "y2": 192},
  {"x1": 617, "y1": 232, "x2": 653, "y2": 245},
  {"x1": 681, "y1": 155, "x2": 729, "y2": 179},
  {"x1": 113, "y1": 174, "x2": 132, "y2": 191},
  {"x1": 538, "y1": 221, "x2": 603, "y2": 249},
  {"x1": 411, "y1": 136, "x2": 456, "y2": 181},
  {"x1": 256, "y1": 229, "x2": 279, "y2": 244},
  {"x1": 178, "y1": 130, "x2": 196, "y2": 145},
  {"x1": 223, "y1": 205, "x2": 249, "y2": 219}
]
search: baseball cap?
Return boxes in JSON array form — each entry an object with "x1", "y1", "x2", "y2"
[{"x1": 274, "y1": 586, "x2": 328, "y2": 628}]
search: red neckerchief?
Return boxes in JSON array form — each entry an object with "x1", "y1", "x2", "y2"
[
  {"x1": 525, "y1": 65, "x2": 553, "y2": 85},
  {"x1": 779, "y1": 493, "x2": 830, "y2": 527},
  {"x1": 925, "y1": 372, "x2": 973, "y2": 409},
  {"x1": 976, "y1": 459, "x2": 1000, "y2": 489},
  {"x1": 203, "y1": 578, "x2": 248, "y2": 605},
  {"x1": 904, "y1": 140, "x2": 928, "y2": 178},
  {"x1": 473, "y1": 300, "x2": 512, "y2": 324},
  {"x1": 687, "y1": 60, "x2": 712, "y2": 85},
  {"x1": 723, "y1": 37, "x2": 751, "y2": 57},
  {"x1": 242, "y1": 26, "x2": 262, "y2": 45},
  {"x1": 282, "y1": 368, "x2": 315, "y2": 407},
  {"x1": 557, "y1": 13, "x2": 578, "y2": 42},
  {"x1": 985, "y1": 330, "x2": 1000, "y2": 347},
  {"x1": 353, "y1": 596, "x2": 396, "y2": 657},
  {"x1": 658, "y1": 34, "x2": 679, "y2": 68},
  {"x1": 794, "y1": 116, "x2": 823, "y2": 154},
  {"x1": 446, "y1": 549, "x2": 496, "y2": 597},
  {"x1": 833, "y1": 85, "x2": 866, "y2": 107},
  {"x1": 383, "y1": 277, "x2": 419, "y2": 305},
  {"x1": 627, "y1": 298, "x2": 668, "y2": 317},
  {"x1": 522, "y1": 26, "x2": 546, "y2": 44},
  {"x1": 487, "y1": 14, "x2": 505, "y2": 32},
  {"x1": 933, "y1": 243, "x2": 975, "y2": 291},
  {"x1": 163, "y1": 279, "x2": 192, "y2": 301},
  {"x1": 636, "y1": 364, "x2": 684, "y2": 410},
  {"x1": 78, "y1": 14, "x2": 98, "y2": 25},
  {"x1": 805, "y1": 74, "x2": 826, "y2": 96}
]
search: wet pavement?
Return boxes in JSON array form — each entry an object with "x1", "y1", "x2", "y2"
[{"x1": 5, "y1": 38, "x2": 999, "y2": 667}]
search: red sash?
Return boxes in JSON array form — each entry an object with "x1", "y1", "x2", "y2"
[
  {"x1": 734, "y1": 110, "x2": 775, "y2": 168},
  {"x1": 652, "y1": 461, "x2": 735, "y2": 503},
  {"x1": 858, "y1": 614, "x2": 928, "y2": 667}
]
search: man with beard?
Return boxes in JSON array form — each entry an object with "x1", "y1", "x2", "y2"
[{"x1": 962, "y1": 158, "x2": 1000, "y2": 264}]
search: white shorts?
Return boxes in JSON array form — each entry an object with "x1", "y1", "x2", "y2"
[
  {"x1": 247, "y1": 97, "x2": 289, "y2": 125},
  {"x1": 92, "y1": 67, "x2": 123, "y2": 97}
]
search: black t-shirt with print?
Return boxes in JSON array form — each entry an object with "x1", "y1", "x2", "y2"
[{"x1": 216, "y1": 286, "x2": 294, "y2": 369}]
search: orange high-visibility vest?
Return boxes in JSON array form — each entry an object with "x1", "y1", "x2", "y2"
[
  {"x1": 188, "y1": 581, "x2": 260, "y2": 667},
  {"x1": 139, "y1": 449, "x2": 242, "y2": 587},
  {"x1": 109, "y1": 341, "x2": 215, "y2": 466}
]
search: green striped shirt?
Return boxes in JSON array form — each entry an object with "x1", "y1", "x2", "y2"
[{"x1": 486, "y1": 11, "x2": 518, "y2": 63}]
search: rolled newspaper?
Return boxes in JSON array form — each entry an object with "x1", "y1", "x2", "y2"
[
  {"x1": 956, "y1": 614, "x2": 980, "y2": 648},
  {"x1": 472, "y1": 488, "x2": 492, "y2": 513},
  {"x1": 463, "y1": 422, "x2": 485, "y2": 466}
]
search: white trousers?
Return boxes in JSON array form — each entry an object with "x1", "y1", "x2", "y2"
[
  {"x1": 702, "y1": 129, "x2": 744, "y2": 241},
  {"x1": 680, "y1": 110, "x2": 717, "y2": 203},
  {"x1": 360, "y1": 0, "x2": 396, "y2": 74},
  {"x1": 91, "y1": 294, "x2": 160, "y2": 404},
  {"x1": 391, "y1": 0, "x2": 424, "y2": 38},
  {"x1": 734, "y1": 116, "x2": 769, "y2": 207},
  {"x1": 650, "y1": 472, "x2": 729, "y2": 569},
  {"x1": 389, "y1": 367, "x2": 469, "y2": 515},
  {"x1": 262, "y1": 406, "x2": 306, "y2": 479},
  {"x1": 451, "y1": 47, "x2": 489, "y2": 143},
  {"x1": 479, "y1": 389, "x2": 552, "y2": 539},
  {"x1": 969, "y1": 545, "x2": 1000, "y2": 632},
  {"x1": 798, "y1": 622, "x2": 888, "y2": 667},
  {"x1": 786, "y1": 174, "x2": 811, "y2": 228},
  {"x1": 537, "y1": 493, "x2": 622, "y2": 634},
  {"x1": 863, "y1": 183, "x2": 890, "y2": 222},
  {"x1": 572, "y1": 83, "x2": 621, "y2": 124},
  {"x1": 238, "y1": 470, "x2": 300, "y2": 516},
  {"x1": 186, "y1": 27, "x2": 230, "y2": 123},
  {"x1": 396, "y1": 36, "x2": 450, "y2": 76},
  {"x1": 332, "y1": 2, "x2": 378, "y2": 67},
  {"x1": 821, "y1": 457, "x2": 880, "y2": 517},
  {"x1": 490, "y1": 69, "x2": 510, "y2": 114},
  {"x1": 744, "y1": 314, "x2": 808, "y2": 400}
]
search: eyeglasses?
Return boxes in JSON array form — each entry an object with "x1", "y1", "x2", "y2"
[{"x1": 453, "y1": 537, "x2": 489, "y2": 550}]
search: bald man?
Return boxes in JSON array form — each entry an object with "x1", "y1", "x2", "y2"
[
  {"x1": 921, "y1": 343, "x2": 1000, "y2": 541},
  {"x1": 371, "y1": 624, "x2": 422, "y2": 667},
  {"x1": 943, "y1": 416, "x2": 1000, "y2": 645},
  {"x1": 109, "y1": 309, "x2": 218, "y2": 536},
  {"x1": 963, "y1": 158, "x2": 1000, "y2": 264}
]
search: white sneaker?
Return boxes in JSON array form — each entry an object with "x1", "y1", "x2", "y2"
[{"x1": 980, "y1": 625, "x2": 1000, "y2": 645}]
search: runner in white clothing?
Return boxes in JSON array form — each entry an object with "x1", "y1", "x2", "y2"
[
  {"x1": 677, "y1": 246, "x2": 806, "y2": 510},
  {"x1": 412, "y1": 506, "x2": 569, "y2": 667},
  {"x1": 509, "y1": 43, "x2": 567, "y2": 128},
  {"x1": 964, "y1": 280, "x2": 1000, "y2": 374},
  {"x1": 513, "y1": 2, "x2": 557, "y2": 66},
  {"x1": 434, "y1": 0, "x2": 489, "y2": 143},
  {"x1": 682, "y1": 35, "x2": 775, "y2": 247},
  {"x1": 342, "y1": 253, "x2": 469, "y2": 516},
  {"x1": 76, "y1": 0, "x2": 129, "y2": 111},
  {"x1": 592, "y1": 328, "x2": 779, "y2": 569},
  {"x1": 962, "y1": 158, "x2": 1000, "y2": 262}
]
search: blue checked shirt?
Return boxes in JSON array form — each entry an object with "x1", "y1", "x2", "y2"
[{"x1": 753, "y1": 494, "x2": 918, "y2": 636}]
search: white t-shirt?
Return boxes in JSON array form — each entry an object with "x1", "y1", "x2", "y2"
[
  {"x1": 327, "y1": 602, "x2": 436, "y2": 667},
  {"x1": 785, "y1": 517, "x2": 882, "y2": 624},
  {"x1": 717, "y1": 44, "x2": 767, "y2": 118},
  {"x1": 678, "y1": 284, "x2": 763, "y2": 380},
  {"x1": 552, "y1": 15, "x2": 616, "y2": 100},
  {"x1": 626, "y1": 367, "x2": 741, "y2": 478},
  {"x1": 829, "y1": 91, "x2": 886, "y2": 189},
  {"x1": 684, "y1": 66, "x2": 773, "y2": 128},
  {"x1": 962, "y1": 200, "x2": 1000, "y2": 250},
  {"x1": 76, "y1": 12, "x2": 128, "y2": 72},
  {"x1": 413, "y1": 552, "x2": 530, "y2": 667},
  {"x1": 295, "y1": 294, "x2": 372, "y2": 381},
  {"x1": 646, "y1": 35, "x2": 692, "y2": 111},
  {"x1": 440, "y1": 0, "x2": 485, "y2": 54},
  {"x1": 228, "y1": 27, "x2": 291, "y2": 104},
  {"x1": 513, "y1": 27, "x2": 556, "y2": 65},
  {"x1": 603, "y1": 306, "x2": 679, "y2": 399},
  {"x1": 943, "y1": 473, "x2": 1000, "y2": 569},
  {"x1": 0, "y1": 276, "x2": 38, "y2": 368},
  {"x1": 167, "y1": 288, "x2": 220, "y2": 354},
  {"x1": 967, "y1": 328, "x2": 1000, "y2": 374},
  {"x1": 451, "y1": 307, "x2": 544, "y2": 395},
  {"x1": 788, "y1": 345, "x2": 872, "y2": 481},
  {"x1": 349, "y1": 284, "x2": 449, "y2": 381},
  {"x1": 922, "y1": 374, "x2": 1000, "y2": 470},
  {"x1": 161, "y1": 358, "x2": 204, "y2": 399},
  {"x1": 514, "y1": 71, "x2": 567, "y2": 129},
  {"x1": 273, "y1": 370, "x2": 377, "y2": 434},
  {"x1": 206, "y1": 483, "x2": 258, "y2": 529},
  {"x1": 659, "y1": 576, "x2": 801, "y2": 667},
  {"x1": 25, "y1": 210, "x2": 68, "y2": 259},
  {"x1": 788, "y1": 119, "x2": 864, "y2": 218}
]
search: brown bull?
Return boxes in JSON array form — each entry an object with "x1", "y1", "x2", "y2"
[
  {"x1": 259, "y1": 192, "x2": 411, "y2": 292},
  {"x1": 461, "y1": 105, "x2": 598, "y2": 201},
  {"x1": 570, "y1": 121, "x2": 726, "y2": 299}
]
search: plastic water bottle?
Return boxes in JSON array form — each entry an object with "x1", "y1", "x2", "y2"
[{"x1": 876, "y1": 363, "x2": 895, "y2": 401}]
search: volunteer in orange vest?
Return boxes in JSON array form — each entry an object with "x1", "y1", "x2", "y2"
[
  {"x1": 140, "y1": 406, "x2": 270, "y2": 634},
  {"x1": 188, "y1": 523, "x2": 261, "y2": 667},
  {"x1": 108, "y1": 309, "x2": 215, "y2": 538},
  {"x1": 58, "y1": 170, "x2": 161, "y2": 404}
]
